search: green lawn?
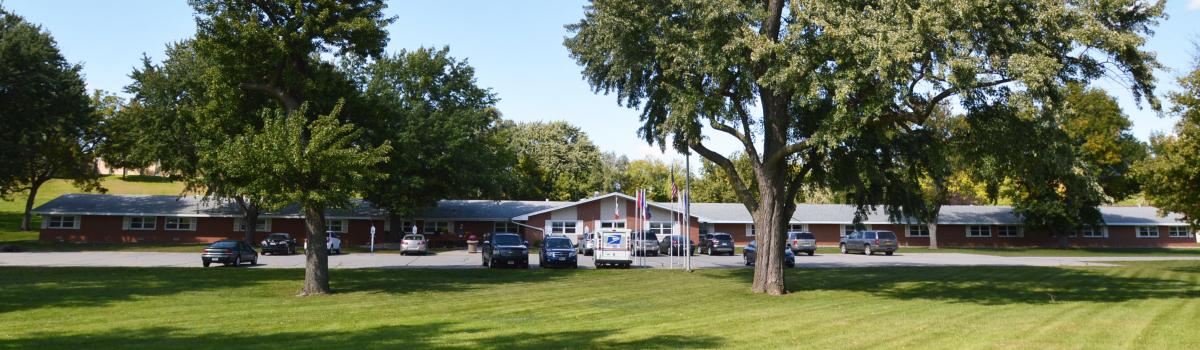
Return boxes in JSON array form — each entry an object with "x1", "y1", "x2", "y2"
[{"x1": 1, "y1": 261, "x2": 1199, "y2": 349}]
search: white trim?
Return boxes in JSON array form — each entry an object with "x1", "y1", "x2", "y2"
[
  {"x1": 493, "y1": 221, "x2": 520, "y2": 234},
  {"x1": 43, "y1": 215, "x2": 80, "y2": 229},
  {"x1": 747, "y1": 224, "x2": 755, "y2": 237},
  {"x1": 1136, "y1": 226, "x2": 1159, "y2": 238},
  {"x1": 1080, "y1": 226, "x2": 1108, "y2": 238},
  {"x1": 966, "y1": 225, "x2": 991, "y2": 237},
  {"x1": 788, "y1": 223, "x2": 808, "y2": 232},
  {"x1": 598, "y1": 220, "x2": 626, "y2": 229},
  {"x1": 841, "y1": 224, "x2": 871, "y2": 237},
  {"x1": 996, "y1": 225, "x2": 1022, "y2": 238},
  {"x1": 1168, "y1": 226, "x2": 1192, "y2": 238},
  {"x1": 164, "y1": 217, "x2": 196, "y2": 231},
  {"x1": 509, "y1": 192, "x2": 706, "y2": 221},
  {"x1": 906, "y1": 225, "x2": 930, "y2": 237},
  {"x1": 648, "y1": 221, "x2": 673, "y2": 235},
  {"x1": 234, "y1": 218, "x2": 272, "y2": 232},
  {"x1": 422, "y1": 220, "x2": 449, "y2": 234},
  {"x1": 124, "y1": 216, "x2": 157, "y2": 230},
  {"x1": 548, "y1": 220, "x2": 579, "y2": 235},
  {"x1": 326, "y1": 219, "x2": 349, "y2": 233}
]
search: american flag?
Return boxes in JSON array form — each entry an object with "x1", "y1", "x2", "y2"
[
  {"x1": 670, "y1": 165, "x2": 679, "y2": 201},
  {"x1": 641, "y1": 189, "x2": 651, "y2": 219}
]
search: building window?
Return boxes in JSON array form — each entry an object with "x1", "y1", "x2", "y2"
[
  {"x1": 907, "y1": 225, "x2": 930, "y2": 237},
  {"x1": 234, "y1": 218, "x2": 270, "y2": 232},
  {"x1": 423, "y1": 221, "x2": 448, "y2": 234},
  {"x1": 550, "y1": 221, "x2": 578, "y2": 235},
  {"x1": 494, "y1": 221, "x2": 519, "y2": 234},
  {"x1": 599, "y1": 220, "x2": 626, "y2": 229},
  {"x1": 1080, "y1": 226, "x2": 1106, "y2": 238},
  {"x1": 967, "y1": 225, "x2": 991, "y2": 237},
  {"x1": 1136, "y1": 226, "x2": 1158, "y2": 238},
  {"x1": 46, "y1": 215, "x2": 78, "y2": 229},
  {"x1": 126, "y1": 216, "x2": 156, "y2": 230},
  {"x1": 997, "y1": 225, "x2": 1021, "y2": 237},
  {"x1": 326, "y1": 219, "x2": 348, "y2": 233},
  {"x1": 164, "y1": 217, "x2": 195, "y2": 231},
  {"x1": 789, "y1": 224, "x2": 807, "y2": 232},
  {"x1": 1168, "y1": 226, "x2": 1191, "y2": 238},
  {"x1": 842, "y1": 224, "x2": 870, "y2": 237},
  {"x1": 748, "y1": 224, "x2": 756, "y2": 237},
  {"x1": 648, "y1": 222, "x2": 673, "y2": 236},
  {"x1": 398, "y1": 221, "x2": 417, "y2": 233}
]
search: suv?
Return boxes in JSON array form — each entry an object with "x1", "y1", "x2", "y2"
[
  {"x1": 482, "y1": 233, "x2": 529, "y2": 268},
  {"x1": 699, "y1": 233, "x2": 735, "y2": 256},
  {"x1": 260, "y1": 232, "x2": 296, "y2": 255},
  {"x1": 658, "y1": 235, "x2": 695, "y2": 256},
  {"x1": 632, "y1": 231, "x2": 660, "y2": 256},
  {"x1": 576, "y1": 233, "x2": 596, "y2": 256},
  {"x1": 539, "y1": 236, "x2": 578, "y2": 268},
  {"x1": 303, "y1": 232, "x2": 343, "y2": 255},
  {"x1": 839, "y1": 230, "x2": 898, "y2": 256},
  {"x1": 202, "y1": 240, "x2": 259, "y2": 267},
  {"x1": 787, "y1": 231, "x2": 816, "y2": 256}
]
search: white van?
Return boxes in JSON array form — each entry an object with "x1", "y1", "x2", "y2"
[{"x1": 593, "y1": 228, "x2": 632, "y2": 268}]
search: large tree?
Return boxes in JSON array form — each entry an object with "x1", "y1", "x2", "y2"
[
  {"x1": 566, "y1": 0, "x2": 1162, "y2": 294},
  {"x1": 190, "y1": 0, "x2": 394, "y2": 295},
  {"x1": 350, "y1": 47, "x2": 513, "y2": 222},
  {"x1": 0, "y1": 8, "x2": 104, "y2": 231},
  {"x1": 503, "y1": 121, "x2": 605, "y2": 201},
  {"x1": 1137, "y1": 53, "x2": 1200, "y2": 228}
]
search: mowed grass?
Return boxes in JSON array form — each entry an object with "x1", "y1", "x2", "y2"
[{"x1": 2, "y1": 262, "x2": 1199, "y2": 349}]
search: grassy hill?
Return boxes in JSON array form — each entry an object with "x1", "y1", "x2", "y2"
[{"x1": 0, "y1": 176, "x2": 188, "y2": 241}]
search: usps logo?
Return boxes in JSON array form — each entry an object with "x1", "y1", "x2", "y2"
[{"x1": 605, "y1": 235, "x2": 622, "y2": 245}]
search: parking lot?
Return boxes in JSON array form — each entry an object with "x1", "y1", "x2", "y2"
[{"x1": 3, "y1": 249, "x2": 1200, "y2": 269}]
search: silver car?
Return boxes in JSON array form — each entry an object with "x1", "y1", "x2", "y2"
[
  {"x1": 787, "y1": 231, "x2": 817, "y2": 256},
  {"x1": 400, "y1": 234, "x2": 428, "y2": 255},
  {"x1": 576, "y1": 233, "x2": 596, "y2": 256},
  {"x1": 839, "y1": 230, "x2": 898, "y2": 255},
  {"x1": 633, "y1": 231, "x2": 660, "y2": 256}
]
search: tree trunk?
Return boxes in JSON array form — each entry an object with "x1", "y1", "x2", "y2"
[
  {"x1": 927, "y1": 222, "x2": 939, "y2": 249},
  {"x1": 20, "y1": 184, "x2": 41, "y2": 231},
  {"x1": 1057, "y1": 233, "x2": 1069, "y2": 249},
  {"x1": 242, "y1": 205, "x2": 259, "y2": 245},
  {"x1": 300, "y1": 203, "x2": 331, "y2": 296},
  {"x1": 751, "y1": 176, "x2": 791, "y2": 295}
]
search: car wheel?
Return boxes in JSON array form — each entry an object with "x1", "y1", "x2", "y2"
[
  {"x1": 233, "y1": 256, "x2": 241, "y2": 267},
  {"x1": 203, "y1": 261, "x2": 210, "y2": 267},
  {"x1": 839, "y1": 244, "x2": 847, "y2": 254},
  {"x1": 885, "y1": 251, "x2": 894, "y2": 256},
  {"x1": 251, "y1": 257, "x2": 258, "y2": 266},
  {"x1": 864, "y1": 245, "x2": 873, "y2": 256},
  {"x1": 807, "y1": 251, "x2": 815, "y2": 256},
  {"x1": 571, "y1": 262, "x2": 578, "y2": 269}
]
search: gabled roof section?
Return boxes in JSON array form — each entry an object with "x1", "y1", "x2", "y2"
[{"x1": 511, "y1": 192, "x2": 694, "y2": 221}]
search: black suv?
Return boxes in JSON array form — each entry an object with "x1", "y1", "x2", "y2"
[
  {"x1": 482, "y1": 233, "x2": 529, "y2": 268},
  {"x1": 539, "y1": 236, "x2": 578, "y2": 268},
  {"x1": 699, "y1": 232, "x2": 735, "y2": 255},
  {"x1": 260, "y1": 233, "x2": 296, "y2": 255}
]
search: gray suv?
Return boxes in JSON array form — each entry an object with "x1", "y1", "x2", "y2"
[
  {"x1": 632, "y1": 231, "x2": 660, "y2": 256},
  {"x1": 839, "y1": 230, "x2": 898, "y2": 256},
  {"x1": 787, "y1": 231, "x2": 816, "y2": 256}
]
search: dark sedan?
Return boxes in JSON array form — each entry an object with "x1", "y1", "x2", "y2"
[
  {"x1": 482, "y1": 233, "x2": 529, "y2": 268},
  {"x1": 259, "y1": 233, "x2": 296, "y2": 255},
  {"x1": 743, "y1": 240, "x2": 795, "y2": 268},
  {"x1": 202, "y1": 240, "x2": 258, "y2": 267},
  {"x1": 658, "y1": 235, "x2": 695, "y2": 256},
  {"x1": 539, "y1": 236, "x2": 578, "y2": 268}
]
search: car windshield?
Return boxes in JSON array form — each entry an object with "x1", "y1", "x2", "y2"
[
  {"x1": 210, "y1": 241, "x2": 237, "y2": 248},
  {"x1": 492, "y1": 235, "x2": 522, "y2": 246},
  {"x1": 403, "y1": 235, "x2": 422, "y2": 240},
  {"x1": 797, "y1": 233, "x2": 814, "y2": 240},
  {"x1": 877, "y1": 232, "x2": 897, "y2": 239},
  {"x1": 713, "y1": 234, "x2": 732, "y2": 241},
  {"x1": 643, "y1": 232, "x2": 658, "y2": 241},
  {"x1": 545, "y1": 239, "x2": 572, "y2": 249},
  {"x1": 266, "y1": 234, "x2": 288, "y2": 240}
]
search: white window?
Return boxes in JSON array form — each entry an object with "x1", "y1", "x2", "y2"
[
  {"x1": 325, "y1": 219, "x2": 348, "y2": 233},
  {"x1": 164, "y1": 217, "x2": 195, "y2": 231},
  {"x1": 599, "y1": 220, "x2": 626, "y2": 229},
  {"x1": 997, "y1": 225, "x2": 1021, "y2": 238},
  {"x1": 494, "y1": 221, "x2": 519, "y2": 234},
  {"x1": 748, "y1": 224, "x2": 756, "y2": 237},
  {"x1": 1168, "y1": 226, "x2": 1191, "y2": 238},
  {"x1": 125, "y1": 216, "x2": 156, "y2": 230},
  {"x1": 842, "y1": 224, "x2": 870, "y2": 237},
  {"x1": 907, "y1": 225, "x2": 929, "y2": 237},
  {"x1": 967, "y1": 225, "x2": 991, "y2": 237},
  {"x1": 1136, "y1": 226, "x2": 1158, "y2": 238},
  {"x1": 789, "y1": 223, "x2": 808, "y2": 232},
  {"x1": 1080, "y1": 226, "x2": 1107, "y2": 238},
  {"x1": 45, "y1": 215, "x2": 78, "y2": 229},
  {"x1": 234, "y1": 218, "x2": 271, "y2": 232},
  {"x1": 549, "y1": 221, "x2": 577, "y2": 235},
  {"x1": 648, "y1": 222, "x2": 673, "y2": 236}
]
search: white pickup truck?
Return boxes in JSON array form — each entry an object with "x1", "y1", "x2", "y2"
[{"x1": 593, "y1": 228, "x2": 632, "y2": 268}]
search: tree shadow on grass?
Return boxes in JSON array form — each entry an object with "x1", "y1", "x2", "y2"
[
  {"x1": 0, "y1": 267, "x2": 577, "y2": 315},
  {"x1": 0, "y1": 322, "x2": 724, "y2": 350},
  {"x1": 702, "y1": 264, "x2": 1200, "y2": 305},
  {"x1": 113, "y1": 175, "x2": 177, "y2": 183}
]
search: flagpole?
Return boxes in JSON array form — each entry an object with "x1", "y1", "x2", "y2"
[{"x1": 685, "y1": 152, "x2": 692, "y2": 272}]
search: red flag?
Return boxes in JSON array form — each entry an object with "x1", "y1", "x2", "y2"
[{"x1": 613, "y1": 197, "x2": 620, "y2": 220}]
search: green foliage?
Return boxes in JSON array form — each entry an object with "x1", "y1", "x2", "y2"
[
  {"x1": 1137, "y1": 57, "x2": 1200, "y2": 228},
  {"x1": 502, "y1": 121, "x2": 605, "y2": 201},
  {"x1": 1059, "y1": 83, "x2": 1147, "y2": 201},
  {"x1": 349, "y1": 47, "x2": 512, "y2": 217},
  {"x1": 692, "y1": 153, "x2": 755, "y2": 204},
  {"x1": 217, "y1": 103, "x2": 390, "y2": 211}
]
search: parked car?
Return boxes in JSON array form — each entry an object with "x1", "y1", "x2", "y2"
[
  {"x1": 303, "y1": 231, "x2": 343, "y2": 255},
  {"x1": 400, "y1": 234, "x2": 428, "y2": 255},
  {"x1": 658, "y1": 235, "x2": 695, "y2": 256},
  {"x1": 743, "y1": 240, "x2": 795, "y2": 267},
  {"x1": 632, "y1": 231, "x2": 660, "y2": 256},
  {"x1": 259, "y1": 233, "x2": 296, "y2": 255},
  {"x1": 839, "y1": 230, "x2": 898, "y2": 255},
  {"x1": 576, "y1": 233, "x2": 595, "y2": 256},
  {"x1": 787, "y1": 231, "x2": 817, "y2": 256},
  {"x1": 202, "y1": 239, "x2": 258, "y2": 267},
  {"x1": 539, "y1": 235, "x2": 578, "y2": 268},
  {"x1": 699, "y1": 232, "x2": 735, "y2": 255},
  {"x1": 482, "y1": 233, "x2": 529, "y2": 268}
]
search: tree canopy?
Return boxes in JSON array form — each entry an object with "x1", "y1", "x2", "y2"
[
  {"x1": 502, "y1": 121, "x2": 605, "y2": 201},
  {"x1": 1137, "y1": 54, "x2": 1200, "y2": 228}
]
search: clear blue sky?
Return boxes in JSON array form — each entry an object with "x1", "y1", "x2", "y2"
[{"x1": 5, "y1": 0, "x2": 1200, "y2": 166}]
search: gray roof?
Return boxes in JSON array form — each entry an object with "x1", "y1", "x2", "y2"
[
  {"x1": 32, "y1": 194, "x2": 387, "y2": 218},
  {"x1": 34, "y1": 194, "x2": 1188, "y2": 226}
]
